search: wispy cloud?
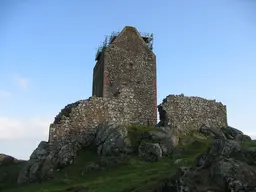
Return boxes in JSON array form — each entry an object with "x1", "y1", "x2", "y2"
[
  {"x1": 0, "y1": 116, "x2": 53, "y2": 140},
  {"x1": 0, "y1": 90, "x2": 11, "y2": 99},
  {"x1": 16, "y1": 76, "x2": 29, "y2": 89}
]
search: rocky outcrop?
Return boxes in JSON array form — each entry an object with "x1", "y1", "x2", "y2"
[
  {"x1": 138, "y1": 142, "x2": 162, "y2": 161},
  {"x1": 17, "y1": 123, "x2": 182, "y2": 184},
  {"x1": 158, "y1": 94, "x2": 227, "y2": 133},
  {"x1": 200, "y1": 124, "x2": 252, "y2": 141},
  {"x1": 94, "y1": 123, "x2": 132, "y2": 156},
  {"x1": 0, "y1": 154, "x2": 19, "y2": 166},
  {"x1": 157, "y1": 127, "x2": 256, "y2": 192},
  {"x1": 0, "y1": 154, "x2": 26, "y2": 190},
  {"x1": 18, "y1": 122, "x2": 134, "y2": 184},
  {"x1": 147, "y1": 126, "x2": 180, "y2": 155}
]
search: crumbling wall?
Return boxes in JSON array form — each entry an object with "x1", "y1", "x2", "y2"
[
  {"x1": 92, "y1": 54, "x2": 104, "y2": 97},
  {"x1": 158, "y1": 94, "x2": 227, "y2": 132},
  {"x1": 48, "y1": 88, "x2": 144, "y2": 144}
]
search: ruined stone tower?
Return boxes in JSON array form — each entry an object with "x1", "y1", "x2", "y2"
[{"x1": 92, "y1": 26, "x2": 157, "y2": 125}]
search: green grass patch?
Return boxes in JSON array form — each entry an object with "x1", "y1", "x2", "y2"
[
  {"x1": 241, "y1": 140, "x2": 256, "y2": 148},
  {"x1": 2, "y1": 154, "x2": 192, "y2": 192},
  {"x1": 4, "y1": 156, "x2": 176, "y2": 192},
  {"x1": 239, "y1": 140, "x2": 256, "y2": 165},
  {"x1": 172, "y1": 134, "x2": 211, "y2": 161}
]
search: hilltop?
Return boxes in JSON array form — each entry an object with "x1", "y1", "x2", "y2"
[
  {"x1": 0, "y1": 94, "x2": 256, "y2": 192},
  {"x1": 1, "y1": 122, "x2": 256, "y2": 192}
]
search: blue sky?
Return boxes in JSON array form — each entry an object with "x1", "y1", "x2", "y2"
[{"x1": 0, "y1": 0, "x2": 255, "y2": 160}]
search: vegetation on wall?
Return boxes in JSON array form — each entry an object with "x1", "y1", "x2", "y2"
[{"x1": 95, "y1": 31, "x2": 153, "y2": 60}]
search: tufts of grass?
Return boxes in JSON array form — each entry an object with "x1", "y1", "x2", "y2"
[
  {"x1": 239, "y1": 140, "x2": 256, "y2": 165},
  {"x1": 172, "y1": 134, "x2": 211, "y2": 162},
  {"x1": 241, "y1": 140, "x2": 256, "y2": 148}
]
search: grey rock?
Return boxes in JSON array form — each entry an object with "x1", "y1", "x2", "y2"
[
  {"x1": 241, "y1": 134, "x2": 252, "y2": 141},
  {"x1": 221, "y1": 126, "x2": 252, "y2": 141},
  {"x1": 17, "y1": 141, "x2": 50, "y2": 184},
  {"x1": 221, "y1": 126, "x2": 243, "y2": 139},
  {"x1": 82, "y1": 162, "x2": 102, "y2": 175},
  {"x1": 149, "y1": 127, "x2": 179, "y2": 155},
  {"x1": 0, "y1": 154, "x2": 19, "y2": 166},
  {"x1": 199, "y1": 124, "x2": 226, "y2": 139},
  {"x1": 30, "y1": 141, "x2": 49, "y2": 160},
  {"x1": 157, "y1": 138, "x2": 256, "y2": 192},
  {"x1": 138, "y1": 142, "x2": 162, "y2": 162},
  {"x1": 210, "y1": 158, "x2": 256, "y2": 189},
  {"x1": 95, "y1": 123, "x2": 132, "y2": 156}
]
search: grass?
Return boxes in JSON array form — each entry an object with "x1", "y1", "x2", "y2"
[
  {"x1": 1, "y1": 129, "x2": 211, "y2": 192},
  {"x1": 4, "y1": 156, "x2": 175, "y2": 192},
  {"x1": 239, "y1": 140, "x2": 256, "y2": 165},
  {"x1": 241, "y1": 140, "x2": 256, "y2": 148},
  {"x1": 172, "y1": 133, "x2": 211, "y2": 162}
]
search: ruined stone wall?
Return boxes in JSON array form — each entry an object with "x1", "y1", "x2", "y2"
[
  {"x1": 158, "y1": 94, "x2": 227, "y2": 133},
  {"x1": 102, "y1": 27, "x2": 157, "y2": 125},
  {"x1": 48, "y1": 88, "x2": 144, "y2": 144},
  {"x1": 92, "y1": 54, "x2": 104, "y2": 97}
]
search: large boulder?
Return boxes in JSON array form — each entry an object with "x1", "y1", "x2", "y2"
[
  {"x1": 221, "y1": 126, "x2": 252, "y2": 141},
  {"x1": 149, "y1": 126, "x2": 180, "y2": 155},
  {"x1": 199, "y1": 125, "x2": 252, "y2": 142},
  {"x1": 138, "y1": 142, "x2": 162, "y2": 162},
  {"x1": 0, "y1": 154, "x2": 26, "y2": 189},
  {"x1": 17, "y1": 141, "x2": 51, "y2": 184},
  {"x1": 95, "y1": 123, "x2": 132, "y2": 156},
  {"x1": 0, "y1": 154, "x2": 19, "y2": 166}
]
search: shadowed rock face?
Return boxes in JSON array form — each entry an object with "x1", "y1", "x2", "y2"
[{"x1": 0, "y1": 154, "x2": 19, "y2": 166}]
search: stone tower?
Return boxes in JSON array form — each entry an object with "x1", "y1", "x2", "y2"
[{"x1": 92, "y1": 26, "x2": 157, "y2": 125}]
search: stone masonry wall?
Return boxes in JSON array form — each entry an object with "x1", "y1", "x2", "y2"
[
  {"x1": 103, "y1": 26, "x2": 157, "y2": 125},
  {"x1": 48, "y1": 88, "x2": 144, "y2": 144},
  {"x1": 158, "y1": 94, "x2": 227, "y2": 133},
  {"x1": 92, "y1": 53, "x2": 104, "y2": 97}
]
